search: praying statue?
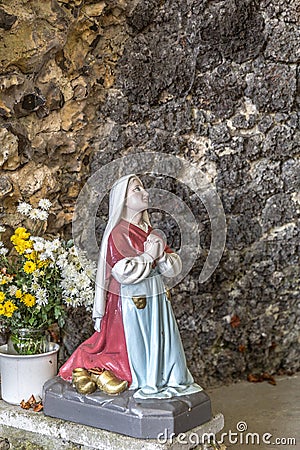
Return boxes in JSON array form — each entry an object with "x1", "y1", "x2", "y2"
[{"x1": 59, "y1": 174, "x2": 202, "y2": 400}]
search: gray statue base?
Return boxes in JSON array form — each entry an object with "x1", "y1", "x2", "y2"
[{"x1": 43, "y1": 377, "x2": 212, "y2": 439}]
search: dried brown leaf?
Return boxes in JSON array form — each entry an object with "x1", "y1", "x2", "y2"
[
  {"x1": 28, "y1": 394, "x2": 36, "y2": 405},
  {"x1": 248, "y1": 372, "x2": 276, "y2": 385},
  {"x1": 230, "y1": 314, "x2": 241, "y2": 328},
  {"x1": 262, "y1": 373, "x2": 277, "y2": 385},
  {"x1": 247, "y1": 373, "x2": 262, "y2": 383},
  {"x1": 20, "y1": 400, "x2": 31, "y2": 409},
  {"x1": 33, "y1": 402, "x2": 44, "y2": 412}
]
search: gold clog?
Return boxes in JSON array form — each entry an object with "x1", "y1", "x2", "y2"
[
  {"x1": 74, "y1": 376, "x2": 97, "y2": 395},
  {"x1": 132, "y1": 295, "x2": 147, "y2": 309},
  {"x1": 72, "y1": 368, "x2": 97, "y2": 394},
  {"x1": 94, "y1": 369, "x2": 128, "y2": 395},
  {"x1": 72, "y1": 368, "x2": 90, "y2": 383}
]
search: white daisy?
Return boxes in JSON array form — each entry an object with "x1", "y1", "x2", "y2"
[
  {"x1": 42, "y1": 240, "x2": 60, "y2": 260},
  {"x1": 69, "y1": 246, "x2": 77, "y2": 256},
  {"x1": 84, "y1": 265, "x2": 96, "y2": 279},
  {"x1": 29, "y1": 208, "x2": 49, "y2": 221},
  {"x1": 39, "y1": 252, "x2": 49, "y2": 261},
  {"x1": 38, "y1": 199, "x2": 52, "y2": 210},
  {"x1": 32, "y1": 271, "x2": 40, "y2": 283},
  {"x1": 35, "y1": 288, "x2": 48, "y2": 306},
  {"x1": 36, "y1": 209, "x2": 49, "y2": 221},
  {"x1": 31, "y1": 238, "x2": 46, "y2": 252},
  {"x1": 29, "y1": 208, "x2": 41, "y2": 220},
  {"x1": 17, "y1": 202, "x2": 32, "y2": 215},
  {"x1": 8, "y1": 285, "x2": 18, "y2": 296},
  {"x1": 0, "y1": 245, "x2": 8, "y2": 256},
  {"x1": 50, "y1": 239, "x2": 61, "y2": 251},
  {"x1": 56, "y1": 257, "x2": 68, "y2": 269}
]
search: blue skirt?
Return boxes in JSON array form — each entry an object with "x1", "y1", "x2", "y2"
[{"x1": 121, "y1": 269, "x2": 202, "y2": 399}]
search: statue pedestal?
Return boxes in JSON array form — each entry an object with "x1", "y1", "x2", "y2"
[
  {"x1": 43, "y1": 377, "x2": 212, "y2": 439},
  {"x1": 0, "y1": 392, "x2": 224, "y2": 449}
]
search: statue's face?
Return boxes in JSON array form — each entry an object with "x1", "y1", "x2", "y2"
[{"x1": 125, "y1": 177, "x2": 149, "y2": 212}]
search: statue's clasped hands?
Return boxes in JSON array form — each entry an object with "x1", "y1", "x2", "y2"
[{"x1": 144, "y1": 231, "x2": 165, "y2": 261}]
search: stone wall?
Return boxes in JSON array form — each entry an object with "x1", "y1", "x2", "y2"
[{"x1": 0, "y1": 0, "x2": 299, "y2": 387}]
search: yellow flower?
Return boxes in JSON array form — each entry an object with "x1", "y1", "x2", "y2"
[
  {"x1": 23, "y1": 261, "x2": 37, "y2": 274},
  {"x1": 11, "y1": 227, "x2": 32, "y2": 255},
  {"x1": 1, "y1": 274, "x2": 13, "y2": 284},
  {"x1": 10, "y1": 235, "x2": 33, "y2": 255},
  {"x1": 15, "y1": 289, "x2": 23, "y2": 299},
  {"x1": 10, "y1": 235, "x2": 20, "y2": 246},
  {"x1": 0, "y1": 278, "x2": 7, "y2": 285},
  {"x1": 3, "y1": 301, "x2": 18, "y2": 317},
  {"x1": 0, "y1": 304, "x2": 5, "y2": 315},
  {"x1": 0, "y1": 291, "x2": 5, "y2": 302},
  {"x1": 21, "y1": 293, "x2": 36, "y2": 307},
  {"x1": 38, "y1": 259, "x2": 49, "y2": 269},
  {"x1": 14, "y1": 227, "x2": 30, "y2": 239},
  {"x1": 25, "y1": 251, "x2": 37, "y2": 261}
]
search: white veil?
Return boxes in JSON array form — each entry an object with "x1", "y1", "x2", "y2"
[{"x1": 92, "y1": 174, "x2": 150, "y2": 331}]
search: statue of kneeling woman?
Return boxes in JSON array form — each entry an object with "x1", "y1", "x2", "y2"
[{"x1": 59, "y1": 174, "x2": 202, "y2": 400}]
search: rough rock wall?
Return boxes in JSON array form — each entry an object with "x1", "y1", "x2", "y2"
[
  {"x1": 0, "y1": 0, "x2": 129, "y2": 233},
  {"x1": 0, "y1": 0, "x2": 299, "y2": 387}
]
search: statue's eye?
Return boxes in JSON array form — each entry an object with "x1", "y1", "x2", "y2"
[{"x1": 134, "y1": 186, "x2": 141, "y2": 191}]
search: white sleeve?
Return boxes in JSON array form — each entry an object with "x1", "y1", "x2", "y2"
[
  {"x1": 93, "y1": 316, "x2": 103, "y2": 332},
  {"x1": 156, "y1": 252, "x2": 182, "y2": 277},
  {"x1": 111, "y1": 253, "x2": 154, "y2": 284}
]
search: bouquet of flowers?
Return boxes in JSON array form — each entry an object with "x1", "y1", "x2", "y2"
[{"x1": 0, "y1": 199, "x2": 96, "y2": 354}]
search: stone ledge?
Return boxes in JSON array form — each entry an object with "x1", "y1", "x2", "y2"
[{"x1": 0, "y1": 399, "x2": 224, "y2": 449}]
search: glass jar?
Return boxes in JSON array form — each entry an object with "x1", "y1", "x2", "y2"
[{"x1": 8, "y1": 328, "x2": 47, "y2": 355}]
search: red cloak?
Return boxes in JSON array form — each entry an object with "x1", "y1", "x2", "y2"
[{"x1": 59, "y1": 220, "x2": 171, "y2": 383}]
